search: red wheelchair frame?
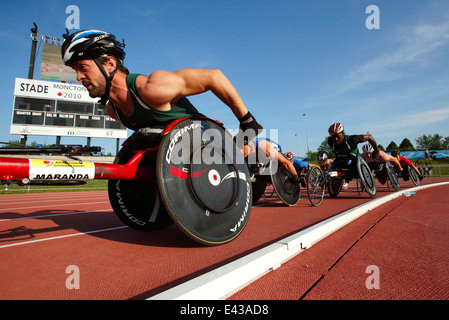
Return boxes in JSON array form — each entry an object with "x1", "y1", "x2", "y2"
[
  {"x1": 0, "y1": 117, "x2": 252, "y2": 246},
  {"x1": 0, "y1": 117, "x2": 217, "y2": 185}
]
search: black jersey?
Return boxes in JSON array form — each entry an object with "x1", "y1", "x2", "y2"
[{"x1": 328, "y1": 134, "x2": 364, "y2": 158}]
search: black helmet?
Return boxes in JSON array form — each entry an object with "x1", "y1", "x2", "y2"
[
  {"x1": 391, "y1": 150, "x2": 399, "y2": 157},
  {"x1": 61, "y1": 29, "x2": 126, "y2": 104},
  {"x1": 61, "y1": 29, "x2": 125, "y2": 66}
]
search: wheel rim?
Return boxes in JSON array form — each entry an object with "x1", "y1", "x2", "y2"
[
  {"x1": 156, "y1": 118, "x2": 252, "y2": 246},
  {"x1": 357, "y1": 156, "x2": 377, "y2": 198},
  {"x1": 307, "y1": 166, "x2": 324, "y2": 206}
]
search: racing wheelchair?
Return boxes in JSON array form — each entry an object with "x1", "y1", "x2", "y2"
[
  {"x1": 368, "y1": 161, "x2": 400, "y2": 192},
  {"x1": 249, "y1": 156, "x2": 327, "y2": 207},
  {"x1": 0, "y1": 117, "x2": 252, "y2": 246},
  {"x1": 250, "y1": 161, "x2": 301, "y2": 207},
  {"x1": 397, "y1": 165, "x2": 420, "y2": 187},
  {"x1": 306, "y1": 155, "x2": 377, "y2": 206}
]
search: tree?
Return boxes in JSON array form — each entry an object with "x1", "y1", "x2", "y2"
[
  {"x1": 415, "y1": 134, "x2": 444, "y2": 150},
  {"x1": 1, "y1": 140, "x2": 22, "y2": 148},
  {"x1": 386, "y1": 141, "x2": 399, "y2": 152},
  {"x1": 442, "y1": 136, "x2": 449, "y2": 150},
  {"x1": 306, "y1": 151, "x2": 319, "y2": 161},
  {"x1": 399, "y1": 138, "x2": 414, "y2": 151},
  {"x1": 317, "y1": 138, "x2": 335, "y2": 158}
]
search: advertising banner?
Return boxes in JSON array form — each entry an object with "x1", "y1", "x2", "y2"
[{"x1": 40, "y1": 44, "x2": 78, "y2": 82}]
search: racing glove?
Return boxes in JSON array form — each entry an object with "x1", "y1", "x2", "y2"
[{"x1": 234, "y1": 111, "x2": 263, "y2": 147}]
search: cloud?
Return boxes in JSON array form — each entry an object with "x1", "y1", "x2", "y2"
[
  {"x1": 357, "y1": 107, "x2": 449, "y2": 142},
  {"x1": 379, "y1": 107, "x2": 449, "y2": 130},
  {"x1": 340, "y1": 19, "x2": 449, "y2": 93}
]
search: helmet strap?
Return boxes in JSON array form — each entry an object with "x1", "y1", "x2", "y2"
[{"x1": 93, "y1": 57, "x2": 121, "y2": 105}]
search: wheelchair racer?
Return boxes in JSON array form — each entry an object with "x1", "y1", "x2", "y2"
[
  {"x1": 391, "y1": 150, "x2": 423, "y2": 182},
  {"x1": 361, "y1": 143, "x2": 403, "y2": 172},
  {"x1": 318, "y1": 153, "x2": 333, "y2": 169},
  {"x1": 284, "y1": 151, "x2": 319, "y2": 187},
  {"x1": 244, "y1": 138, "x2": 299, "y2": 182},
  {"x1": 361, "y1": 143, "x2": 403, "y2": 184},
  {"x1": 327, "y1": 123, "x2": 380, "y2": 181},
  {"x1": 61, "y1": 29, "x2": 262, "y2": 143},
  {"x1": 284, "y1": 151, "x2": 319, "y2": 172}
]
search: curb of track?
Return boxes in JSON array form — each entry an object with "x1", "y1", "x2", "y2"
[{"x1": 148, "y1": 181, "x2": 449, "y2": 300}]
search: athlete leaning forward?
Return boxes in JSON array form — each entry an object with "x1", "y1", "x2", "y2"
[{"x1": 61, "y1": 29, "x2": 263, "y2": 157}]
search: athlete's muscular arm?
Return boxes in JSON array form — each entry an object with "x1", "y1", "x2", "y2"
[
  {"x1": 379, "y1": 151, "x2": 403, "y2": 172},
  {"x1": 135, "y1": 69, "x2": 248, "y2": 118}
]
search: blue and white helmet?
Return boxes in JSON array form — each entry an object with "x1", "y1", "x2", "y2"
[{"x1": 61, "y1": 29, "x2": 125, "y2": 66}]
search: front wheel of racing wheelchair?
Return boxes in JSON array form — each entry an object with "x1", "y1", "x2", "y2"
[
  {"x1": 306, "y1": 166, "x2": 325, "y2": 206},
  {"x1": 370, "y1": 161, "x2": 400, "y2": 192},
  {"x1": 407, "y1": 166, "x2": 420, "y2": 187},
  {"x1": 328, "y1": 155, "x2": 377, "y2": 198},
  {"x1": 108, "y1": 117, "x2": 253, "y2": 246},
  {"x1": 156, "y1": 118, "x2": 252, "y2": 246},
  {"x1": 250, "y1": 161, "x2": 301, "y2": 206}
]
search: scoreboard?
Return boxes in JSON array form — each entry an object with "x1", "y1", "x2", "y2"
[{"x1": 10, "y1": 78, "x2": 128, "y2": 139}]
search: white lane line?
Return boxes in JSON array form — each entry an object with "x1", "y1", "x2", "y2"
[
  {"x1": 0, "y1": 209, "x2": 111, "y2": 222},
  {"x1": 0, "y1": 192, "x2": 107, "y2": 200},
  {"x1": 148, "y1": 182, "x2": 449, "y2": 300},
  {"x1": 0, "y1": 196, "x2": 108, "y2": 205},
  {"x1": 0, "y1": 226, "x2": 128, "y2": 249},
  {"x1": 0, "y1": 201, "x2": 110, "y2": 211}
]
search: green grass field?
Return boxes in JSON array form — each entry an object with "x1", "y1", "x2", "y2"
[{"x1": 1, "y1": 179, "x2": 108, "y2": 194}]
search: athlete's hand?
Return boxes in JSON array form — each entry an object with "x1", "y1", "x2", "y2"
[{"x1": 234, "y1": 111, "x2": 263, "y2": 147}]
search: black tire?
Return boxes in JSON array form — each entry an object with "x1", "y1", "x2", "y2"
[
  {"x1": 156, "y1": 118, "x2": 252, "y2": 246},
  {"x1": 357, "y1": 155, "x2": 377, "y2": 198},
  {"x1": 108, "y1": 139, "x2": 174, "y2": 232},
  {"x1": 356, "y1": 179, "x2": 365, "y2": 195},
  {"x1": 270, "y1": 166, "x2": 300, "y2": 206},
  {"x1": 386, "y1": 178, "x2": 392, "y2": 190},
  {"x1": 252, "y1": 180, "x2": 267, "y2": 204},
  {"x1": 328, "y1": 177, "x2": 343, "y2": 198},
  {"x1": 307, "y1": 166, "x2": 325, "y2": 206},
  {"x1": 409, "y1": 166, "x2": 420, "y2": 186},
  {"x1": 386, "y1": 162, "x2": 400, "y2": 191}
]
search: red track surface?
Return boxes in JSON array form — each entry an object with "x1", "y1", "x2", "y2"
[{"x1": 1, "y1": 177, "x2": 448, "y2": 300}]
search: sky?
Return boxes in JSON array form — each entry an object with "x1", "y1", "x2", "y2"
[{"x1": 1, "y1": 0, "x2": 449, "y2": 156}]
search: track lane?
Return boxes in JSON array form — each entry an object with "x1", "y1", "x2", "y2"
[
  {"x1": 230, "y1": 183, "x2": 449, "y2": 300},
  {"x1": 0, "y1": 177, "x2": 446, "y2": 299}
]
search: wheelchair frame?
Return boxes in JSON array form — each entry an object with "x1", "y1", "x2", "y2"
[
  {"x1": 0, "y1": 117, "x2": 253, "y2": 246},
  {"x1": 306, "y1": 155, "x2": 377, "y2": 206}
]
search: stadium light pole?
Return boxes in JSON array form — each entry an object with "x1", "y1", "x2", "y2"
[
  {"x1": 295, "y1": 133, "x2": 299, "y2": 156},
  {"x1": 22, "y1": 23, "x2": 39, "y2": 145},
  {"x1": 303, "y1": 113, "x2": 310, "y2": 158},
  {"x1": 28, "y1": 23, "x2": 38, "y2": 79}
]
